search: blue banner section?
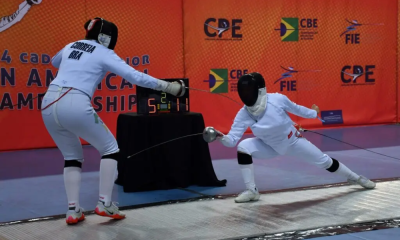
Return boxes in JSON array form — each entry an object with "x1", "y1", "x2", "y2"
[{"x1": 321, "y1": 110, "x2": 344, "y2": 125}]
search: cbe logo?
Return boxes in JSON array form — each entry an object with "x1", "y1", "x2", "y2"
[
  {"x1": 204, "y1": 68, "x2": 249, "y2": 93},
  {"x1": 204, "y1": 18, "x2": 242, "y2": 40},
  {"x1": 274, "y1": 18, "x2": 318, "y2": 41},
  {"x1": 340, "y1": 65, "x2": 376, "y2": 86}
]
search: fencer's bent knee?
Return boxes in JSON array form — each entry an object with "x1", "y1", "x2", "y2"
[
  {"x1": 237, "y1": 140, "x2": 251, "y2": 155},
  {"x1": 64, "y1": 160, "x2": 82, "y2": 168},
  {"x1": 102, "y1": 151, "x2": 120, "y2": 161},
  {"x1": 99, "y1": 144, "x2": 119, "y2": 157},
  {"x1": 237, "y1": 139, "x2": 255, "y2": 164},
  {"x1": 237, "y1": 151, "x2": 253, "y2": 165},
  {"x1": 326, "y1": 158, "x2": 340, "y2": 172}
]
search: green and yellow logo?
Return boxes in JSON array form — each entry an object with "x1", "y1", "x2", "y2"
[
  {"x1": 204, "y1": 69, "x2": 229, "y2": 93},
  {"x1": 276, "y1": 18, "x2": 299, "y2": 41},
  {"x1": 275, "y1": 18, "x2": 319, "y2": 41}
]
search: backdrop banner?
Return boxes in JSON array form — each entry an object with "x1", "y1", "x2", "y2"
[
  {"x1": 0, "y1": 0, "x2": 184, "y2": 151},
  {"x1": 0, "y1": 0, "x2": 398, "y2": 151}
]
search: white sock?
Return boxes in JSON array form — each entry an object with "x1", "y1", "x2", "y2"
[
  {"x1": 239, "y1": 164, "x2": 257, "y2": 191},
  {"x1": 99, "y1": 158, "x2": 117, "y2": 207},
  {"x1": 63, "y1": 167, "x2": 81, "y2": 212},
  {"x1": 335, "y1": 161, "x2": 359, "y2": 180}
]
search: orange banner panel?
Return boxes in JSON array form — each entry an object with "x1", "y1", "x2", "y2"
[
  {"x1": 0, "y1": 0, "x2": 398, "y2": 151},
  {"x1": 0, "y1": 0, "x2": 183, "y2": 151},
  {"x1": 398, "y1": 0, "x2": 400, "y2": 123},
  {"x1": 0, "y1": 0, "x2": 87, "y2": 151},
  {"x1": 183, "y1": 0, "x2": 398, "y2": 134}
]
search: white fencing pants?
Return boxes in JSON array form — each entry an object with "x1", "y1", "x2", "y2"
[
  {"x1": 41, "y1": 85, "x2": 119, "y2": 161},
  {"x1": 237, "y1": 137, "x2": 333, "y2": 169}
]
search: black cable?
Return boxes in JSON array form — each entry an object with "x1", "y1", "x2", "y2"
[
  {"x1": 5, "y1": 93, "x2": 46, "y2": 109},
  {"x1": 304, "y1": 129, "x2": 400, "y2": 161}
]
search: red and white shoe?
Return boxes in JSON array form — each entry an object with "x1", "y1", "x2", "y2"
[
  {"x1": 95, "y1": 201, "x2": 126, "y2": 219},
  {"x1": 65, "y1": 207, "x2": 85, "y2": 225}
]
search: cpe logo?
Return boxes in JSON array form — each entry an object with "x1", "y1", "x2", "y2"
[
  {"x1": 340, "y1": 65, "x2": 376, "y2": 85},
  {"x1": 204, "y1": 18, "x2": 243, "y2": 40}
]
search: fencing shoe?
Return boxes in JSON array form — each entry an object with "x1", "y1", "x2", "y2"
[
  {"x1": 95, "y1": 201, "x2": 126, "y2": 219},
  {"x1": 348, "y1": 175, "x2": 376, "y2": 189},
  {"x1": 66, "y1": 207, "x2": 85, "y2": 225},
  {"x1": 234, "y1": 188, "x2": 260, "y2": 203}
]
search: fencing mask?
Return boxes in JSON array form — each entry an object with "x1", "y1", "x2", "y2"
[
  {"x1": 84, "y1": 17, "x2": 118, "y2": 50},
  {"x1": 237, "y1": 72, "x2": 267, "y2": 116}
]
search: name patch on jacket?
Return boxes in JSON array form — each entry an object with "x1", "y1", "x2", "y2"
[
  {"x1": 70, "y1": 42, "x2": 96, "y2": 53},
  {"x1": 68, "y1": 42, "x2": 96, "y2": 60}
]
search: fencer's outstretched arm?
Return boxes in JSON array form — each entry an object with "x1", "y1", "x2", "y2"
[
  {"x1": 218, "y1": 108, "x2": 255, "y2": 147},
  {"x1": 101, "y1": 50, "x2": 182, "y2": 96},
  {"x1": 280, "y1": 94, "x2": 317, "y2": 119}
]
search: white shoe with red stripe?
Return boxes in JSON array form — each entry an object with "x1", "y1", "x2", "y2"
[
  {"x1": 65, "y1": 207, "x2": 85, "y2": 225},
  {"x1": 95, "y1": 201, "x2": 126, "y2": 219}
]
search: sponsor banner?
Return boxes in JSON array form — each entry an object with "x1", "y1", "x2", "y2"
[
  {"x1": 0, "y1": 0, "x2": 183, "y2": 151},
  {"x1": 184, "y1": 0, "x2": 397, "y2": 133},
  {"x1": 321, "y1": 110, "x2": 344, "y2": 125},
  {"x1": 0, "y1": 0, "x2": 398, "y2": 151}
]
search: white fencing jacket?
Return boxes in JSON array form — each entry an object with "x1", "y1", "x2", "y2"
[
  {"x1": 220, "y1": 93, "x2": 318, "y2": 154},
  {"x1": 50, "y1": 39, "x2": 160, "y2": 99}
]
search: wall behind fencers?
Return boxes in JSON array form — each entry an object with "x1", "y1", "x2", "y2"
[
  {"x1": 0, "y1": 0, "x2": 398, "y2": 151},
  {"x1": 184, "y1": 0, "x2": 398, "y2": 134},
  {"x1": 0, "y1": 0, "x2": 184, "y2": 151}
]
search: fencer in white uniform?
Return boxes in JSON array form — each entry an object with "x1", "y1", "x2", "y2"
[
  {"x1": 207, "y1": 72, "x2": 375, "y2": 203},
  {"x1": 41, "y1": 17, "x2": 186, "y2": 224}
]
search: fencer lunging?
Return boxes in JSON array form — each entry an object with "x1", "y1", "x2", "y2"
[
  {"x1": 41, "y1": 17, "x2": 186, "y2": 224},
  {"x1": 207, "y1": 72, "x2": 375, "y2": 203}
]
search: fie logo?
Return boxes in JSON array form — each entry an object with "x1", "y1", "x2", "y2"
[
  {"x1": 340, "y1": 19, "x2": 383, "y2": 44},
  {"x1": 0, "y1": 0, "x2": 42, "y2": 33},
  {"x1": 275, "y1": 66, "x2": 321, "y2": 91}
]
